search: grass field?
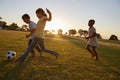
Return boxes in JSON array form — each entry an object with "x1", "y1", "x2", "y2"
[{"x1": 0, "y1": 30, "x2": 120, "y2": 80}]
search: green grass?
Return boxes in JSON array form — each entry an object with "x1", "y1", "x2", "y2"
[
  {"x1": 0, "y1": 30, "x2": 120, "y2": 80},
  {"x1": 100, "y1": 39, "x2": 120, "y2": 44}
]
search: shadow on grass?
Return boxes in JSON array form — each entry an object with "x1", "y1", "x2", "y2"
[
  {"x1": 0, "y1": 55, "x2": 59, "y2": 80},
  {"x1": 98, "y1": 61, "x2": 120, "y2": 78},
  {"x1": 37, "y1": 55, "x2": 58, "y2": 66},
  {"x1": 0, "y1": 57, "x2": 32, "y2": 80}
]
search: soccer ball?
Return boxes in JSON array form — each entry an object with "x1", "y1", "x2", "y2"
[{"x1": 6, "y1": 51, "x2": 16, "y2": 60}]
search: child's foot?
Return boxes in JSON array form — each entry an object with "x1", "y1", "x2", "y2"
[
  {"x1": 90, "y1": 55, "x2": 95, "y2": 59},
  {"x1": 95, "y1": 56, "x2": 99, "y2": 61},
  {"x1": 15, "y1": 59, "x2": 23, "y2": 64}
]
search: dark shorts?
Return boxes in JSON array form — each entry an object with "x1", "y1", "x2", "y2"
[{"x1": 86, "y1": 44, "x2": 97, "y2": 49}]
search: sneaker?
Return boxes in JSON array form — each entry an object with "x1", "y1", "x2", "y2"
[
  {"x1": 15, "y1": 59, "x2": 23, "y2": 64},
  {"x1": 95, "y1": 56, "x2": 99, "y2": 61}
]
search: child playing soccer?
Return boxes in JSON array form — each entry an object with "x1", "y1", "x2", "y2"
[
  {"x1": 17, "y1": 8, "x2": 59, "y2": 63},
  {"x1": 86, "y1": 19, "x2": 99, "y2": 60},
  {"x1": 22, "y1": 14, "x2": 42, "y2": 57}
]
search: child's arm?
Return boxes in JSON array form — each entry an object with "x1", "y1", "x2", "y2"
[
  {"x1": 26, "y1": 28, "x2": 36, "y2": 38},
  {"x1": 86, "y1": 32, "x2": 97, "y2": 39},
  {"x1": 45, "y1": 8, "x2": 52, "y2": 21}
]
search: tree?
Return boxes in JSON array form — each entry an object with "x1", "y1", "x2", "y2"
[
  {"x1": 0, "y1": 17, "x2": 8, "y2": 29},
  {"x1": 0, "y1": 21, "x2": 8, "y2": 29},
  {"x1": 109, "y1": 35, "x2": 118, "y2": 40},
  {"x1": 78, "y1": 29, "x2": 88, "y2": 37},
  {"x1": 68, "y1": 29, "x2": 77, "y2": 36},
  {"x1": 44, "y1": 30, "x2": 49, "y2": 34},
  {"x1": 21, "y1": 25, "x2": 29, "y2": 31},
  {"x1": 65, "y1": 32, "x2": 68, "y2": 35},
  {"x1": 96, "y1": 33, "x2": 102, "y2": 39},
  {"x1": 78, "y1": 29, "x2": 83, "y2": 37},
  {"x1": 0, "y1": 17, "x2": 2, "y2": 19},
  {"x1": 57, "y1": 29, "x2": 63, "y2": 35},
  {"x1": 8, "y1": 23, "x2": 19, "y2": 30},
  {"x1": 50, "y1": 29, "x2": 55, "y2": 34},
  {"x1": 82, "y1": 30, "x2": 88, "y2": 37}
]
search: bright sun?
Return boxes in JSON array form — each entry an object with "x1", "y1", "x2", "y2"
[{"x1": 45, "y1": 19, "x2": 68, "y2": 34}]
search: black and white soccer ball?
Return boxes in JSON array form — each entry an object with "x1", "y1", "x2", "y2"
[{"x1": 6, "y1": 51, "x2": 16, "y2": 60}]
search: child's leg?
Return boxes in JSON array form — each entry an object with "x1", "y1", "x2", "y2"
[
  {"x1": 35, "y1": 44, "x2": 43, "y2": 56},
  {"x1": 37, "y1": 38, "x2": 59, "y2": 59},
  {"x1": 28, "y1": 39, "x2": 35, "y2": 56},
  {"x1": 92, "y1": 48, "x2": 98, "y2": 60},
  {"x1": 86, "y1": 45, "x2": 95, "y2": 58},
  {"x1": 17, "y1": 38, "x2": 38, "y2": 62}
]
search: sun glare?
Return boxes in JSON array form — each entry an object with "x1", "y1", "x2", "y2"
[{"x1": 45, "y1": 19, "x2": 68, "y2": 34}]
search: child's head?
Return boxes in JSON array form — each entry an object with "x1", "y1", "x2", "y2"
[
  {"x1": 22, "y1": 14, "x2": 30, "y2": 24},
  {"x1": 36, "y1": 8, "x2": 47, "y2": 19},
  {"x1": 88, "y1": 19, "x2": 95, "y2": 27}
]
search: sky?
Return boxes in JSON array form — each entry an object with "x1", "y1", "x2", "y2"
[{"x1": 0, "y1": 0, "x2": 120, "y2": 39}]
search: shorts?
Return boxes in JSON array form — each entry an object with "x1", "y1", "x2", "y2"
[{"x1": 86, "y1": 44, "x2": 97, "y2": 49}]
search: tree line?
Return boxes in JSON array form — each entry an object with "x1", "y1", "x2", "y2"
[
  {"x1": 0, "y1": 17, "x2": 119, "y2": 40},
  {"x1": 0, "y1": 17, "x2": 20, "y2": 30}
]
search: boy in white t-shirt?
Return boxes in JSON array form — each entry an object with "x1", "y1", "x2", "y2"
[
  {"x1": 86, "y1": 19, "x2": 98, "y2": 60},
  {"x1": 22, "y1": 14, "x2": 42, "y2": 57}
]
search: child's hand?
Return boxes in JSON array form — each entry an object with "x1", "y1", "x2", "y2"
[
  {"x1": 85, "y1": 37, "x2": 89, "y2": 39},
  {"x1": 26, "y1": 34, "x2": 30, "y2": 38},
  {"x1": 85, "y1": 37, "x2": 89, "y2": 41},
  {"x1": 46, "y1": 8, "x2": 51, "y2": 14}
]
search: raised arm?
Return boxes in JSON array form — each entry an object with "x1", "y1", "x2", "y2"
[{"x1": 46, "y1": 8, "x2": 52, "y2": 21}]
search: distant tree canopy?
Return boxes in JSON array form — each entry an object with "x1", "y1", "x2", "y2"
[
  {"x1": 0, "y1": 21, "x2": 8, "y2": 29},
  {"x1": 50, "y1": 29, "x2": 55, "y2": 34},
  {"x1": 8, "y1": 23, "x2": 19, "y2": 30},
  {"x1": 21, "y1": 25, "x2": 29, "y2": 31},
  {"x1": 57, "y1": 29, "x2": 63, "y2": 35},
  {"x1": 68, "y1": 29, "x2": 77, "y2": 36},
  {"x1": 44, "y1": 30, "x2": 56, "y2": 35},
  {"x1": 96, "y1": 33, "x2": 102, "y2": 39},
  {"x1": 78, "y1": 29, "x2": 88, "y2": 37},
  {"x1": 109, "y1": 35, "x2": 118, "y2": 40},
  {"x1": 65, "y1": 32, "x2": 68, "y2": 35},
  {"x1": 0, "y1": 17, "x2": 20, "y2": 30},
  {"x1": 44, "y1": 30, "x2": 49, "y2": 34},
  {"x1": 0, "y1": 17, "x2": 2, "y2": 19}
]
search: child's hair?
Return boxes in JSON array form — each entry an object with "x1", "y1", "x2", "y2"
[
  {"x1": 36, "y1": 8, "x2": 47, "y2": 17},
  {"x1": 89, "y1": 19, "x2": 95, "y2": 25},
  {"x1": 22, "y1": 14, "x2": 30, "y2": 19}
]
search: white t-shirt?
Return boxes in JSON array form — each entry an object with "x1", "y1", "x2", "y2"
[
  {"x1": 29, "y1": 21, "x2": 36, "y2": 39},
  {"x1": 87, "y1": 27, "x2": 98, "y2": 46}
]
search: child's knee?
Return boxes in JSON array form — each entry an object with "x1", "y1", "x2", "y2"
[
  {"x1": 92, "y1": 48, "x2": 96, "y2": 51},
  {"x1": 86, "y1": 45, "x2": 89, "y2": 49},
  {"x1": 86, "y1": 46, "x2": 90, "y2": 50}
]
